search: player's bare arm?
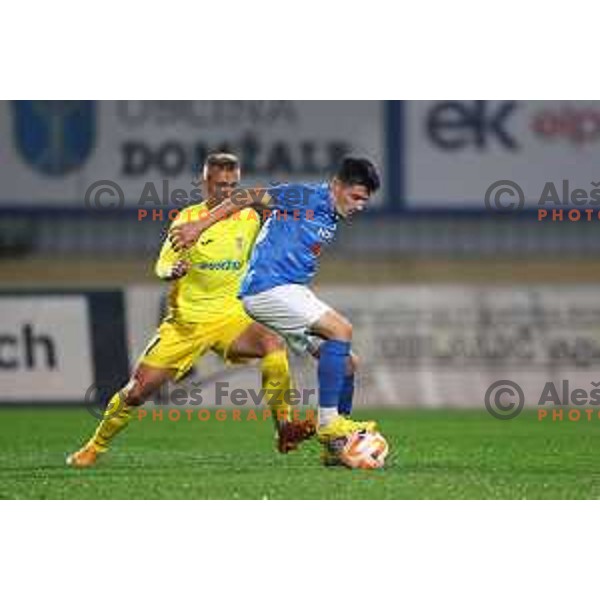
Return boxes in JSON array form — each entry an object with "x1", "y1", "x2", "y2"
[
  {"x1": 154, "y1": 223, "x2": 192, "y2": 280},
  {"x1": 169, "y1": 187, "x2": 271, "y2": 251},
  {"x1": 157, "y1": 258, "x2": 191, "y2": 281}
]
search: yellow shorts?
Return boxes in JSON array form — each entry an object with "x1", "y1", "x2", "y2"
[{"x1": 139, "y1": 301, "x2": 254, "y2": 380}]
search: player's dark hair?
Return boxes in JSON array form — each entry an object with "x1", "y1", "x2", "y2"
[
  {"x1": 204, "y1": 152, "x2": 240, "y2": 171},
  {"x1": 335, "y1": 157, "x2": 380, "y2": 193}
]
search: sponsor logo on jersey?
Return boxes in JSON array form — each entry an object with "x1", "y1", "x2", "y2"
[
  {"x1": 194, "y1": 260, "x2": 242, "y2": 271},
  {"x1": 318, "y1": 225, "x2": 336, "y2": 240}
]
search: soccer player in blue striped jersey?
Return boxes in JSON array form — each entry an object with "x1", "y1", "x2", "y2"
[{"x1": 170, "y1": 157, "x2": 381, "y2": 465}]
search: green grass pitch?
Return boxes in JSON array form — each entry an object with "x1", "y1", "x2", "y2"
[{"x1": 0, "y1": 407, "x2": 598, "y2": 499}]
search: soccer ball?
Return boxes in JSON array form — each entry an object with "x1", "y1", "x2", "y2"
[{"x1": 340, "y1": 430, "x2": 389, "y2": 469}]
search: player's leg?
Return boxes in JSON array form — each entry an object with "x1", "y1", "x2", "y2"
[
  {"x1": 219, "y1": 320, "x2": 316, "y2": 452},
  {"x1": 309, "y1": 309, "x2": 376, "y2": 431},
  {"x1": 226, "y1": 322, "x2": 291, "y2": 420},
  {"x1": 242, "y1": 286, "x2": 366, "y2": 427},
  {"x1": 323, "y1": 350, "x2": 358, "y2": 417},
  {"x1": 242, "y1": 285, "x2": 375, "y2": 467},
  {"x1": 303, "y1": 342, "x2": 359, "y2": 416},
  {"x1": 67, "y1": 364, "x2": 174, "y2": 467},
  {"x1": 67, "y1": 319, "x2": 203, "y2": 467},
  {"x1": 298, "y1": 342, "x2": 360, "y2": 466},
  {"x1": 307, "y1": 308, "x2": 353, "y2": 427}
]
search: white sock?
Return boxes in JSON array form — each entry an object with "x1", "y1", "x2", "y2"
[{"x1": 318, "y1": 407, "x2": 338, "y2": 427}]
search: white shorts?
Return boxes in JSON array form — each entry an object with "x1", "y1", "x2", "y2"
[{"x1": 242, "y1": 284, "x2": 331, "y2": 354}]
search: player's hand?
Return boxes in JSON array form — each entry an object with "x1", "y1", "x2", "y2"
[
  {"x1": 165, "y1": 259, "x2": 191, "y2": 280},
  {"x1": 169, "y1": 222, "x2": 204, "y2": 251}
]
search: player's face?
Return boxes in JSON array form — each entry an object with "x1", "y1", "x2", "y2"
[
  {"x1": 203, "y1": 166, "x2": 240, "y2": 202},
  {"x1": 332, "y1": 181, "x2": 371, "y2": 218}
]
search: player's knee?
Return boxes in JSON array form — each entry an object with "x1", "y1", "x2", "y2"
[
  {"x1": 334, "y1": 319, "x2": 353, "y2": 342},
  {"x1": 259, "y1": 333, "x2": 286, "y2": 357},
  {"x1": 122, "y1": 379, "x2": 148, "y2": 406},
  {"x1": 348, "y1": 353, "x2": 360, "y2": 375}
]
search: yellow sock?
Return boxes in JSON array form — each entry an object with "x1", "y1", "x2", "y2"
[
  {"x1": 261, "y1": 349, "x2": 292, "y2": 426},
  {"x1": 88, "y1": 391, "x2": 136, "y2": 452}
]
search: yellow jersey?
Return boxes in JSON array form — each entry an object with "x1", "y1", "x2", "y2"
[{"x1": 155, "y1": 202, "x2": 261, "y2": 322}]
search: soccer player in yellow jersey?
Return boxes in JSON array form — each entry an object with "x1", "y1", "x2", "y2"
[{"x1": 67, "y1": 153, "x2": 314, "y2": 467}]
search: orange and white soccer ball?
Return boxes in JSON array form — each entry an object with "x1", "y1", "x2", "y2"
[{"x1": 340, "y1": 430, "x2": 389, "y2": 469}]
